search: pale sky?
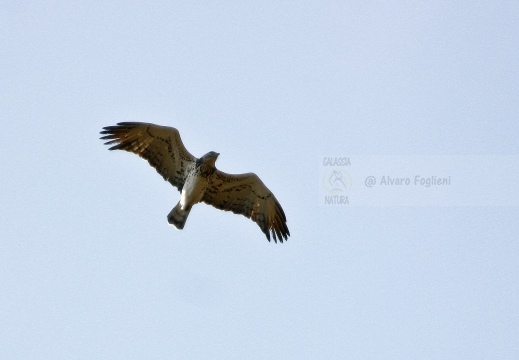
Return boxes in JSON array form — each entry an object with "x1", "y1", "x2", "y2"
[{"x1": 1, "y1": 1, "x2": 518, "y2": 359}]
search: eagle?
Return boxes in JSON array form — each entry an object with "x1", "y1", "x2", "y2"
[{"x1": 100, "y1": 122, "x2": 290, "y2": 242}]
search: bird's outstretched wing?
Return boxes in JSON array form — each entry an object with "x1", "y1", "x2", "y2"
[
  {"x1": 202, "y1": 170, "x2": 290, "y2": 242},
  {"x1": 100, "y1": 122, "x2": 196, "y2": 191}
]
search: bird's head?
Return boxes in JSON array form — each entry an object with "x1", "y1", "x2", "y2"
[{"x1": 199, "y1": 151, "x2": 220, "y2": 166}]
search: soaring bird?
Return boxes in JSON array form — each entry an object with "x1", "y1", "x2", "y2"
[{"x1": 100, "y1": 122, "x2": 290, "y2": 242}]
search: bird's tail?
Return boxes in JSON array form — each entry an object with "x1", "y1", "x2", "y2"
[{"x1": 167, "y1": 202, "x2": 191, "y2": 229}]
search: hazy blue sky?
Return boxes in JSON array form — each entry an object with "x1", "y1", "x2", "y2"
[{"x1": 1, "y1": 1, "x2": 518, "y2": 359}]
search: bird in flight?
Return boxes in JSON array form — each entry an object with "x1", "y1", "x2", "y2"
[{"x1": 100, "y1": 122, "x2": 290, "y2": 242}]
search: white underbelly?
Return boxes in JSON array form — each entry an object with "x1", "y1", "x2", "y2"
[{"x1": 180, "y1": 174, "x2": 207, "y2": 209}]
